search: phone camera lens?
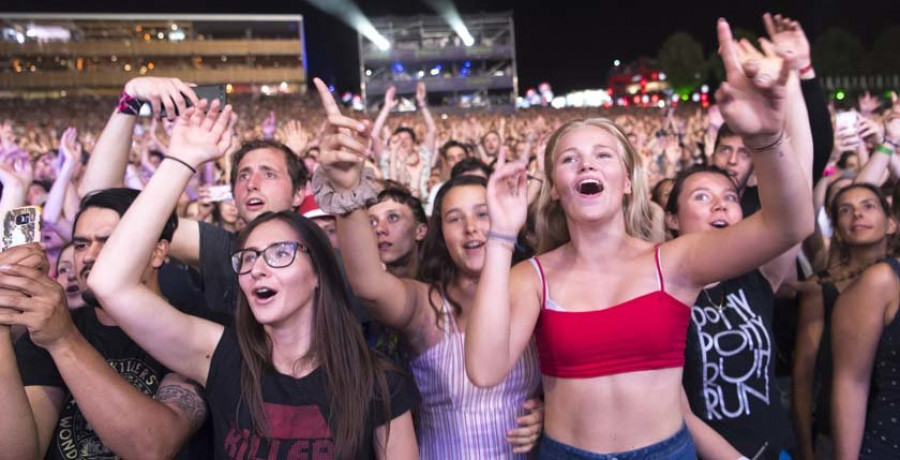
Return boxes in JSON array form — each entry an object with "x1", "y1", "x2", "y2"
[{"x1": 15, "y1": 214, "x2": 31, "y2": 225}]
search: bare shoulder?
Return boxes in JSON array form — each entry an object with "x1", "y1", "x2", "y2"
[{"x1": 854, "y1": 261, "x2": 900, "y2": 298}]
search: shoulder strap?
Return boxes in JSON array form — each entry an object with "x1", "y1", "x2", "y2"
[
  {"x1": 654, "y1": 245, "x2": 665, "y2": 292},
  {"x1": 529, "y1": 257, "x2": 548, "y2": 309}
]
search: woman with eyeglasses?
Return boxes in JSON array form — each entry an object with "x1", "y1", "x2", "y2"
[{"x1": 87, "y1": 101, "x2": 419, "y2": 459}]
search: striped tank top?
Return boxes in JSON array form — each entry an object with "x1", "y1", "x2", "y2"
[{"x1": 408, "y1": 297, "x2": 542, "y2": 459}]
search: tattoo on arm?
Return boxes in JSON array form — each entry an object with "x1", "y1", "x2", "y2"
[{"x1": 154, "y1": 381, "x2": 208, "y2": 431}]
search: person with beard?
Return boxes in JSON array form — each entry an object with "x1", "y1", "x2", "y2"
[
  {"x1": 368, "y1": 187, "x2": 428, "y2": 280},
  {"x1": 0, "y1": 189, "x2": 211, "y2": 459}
]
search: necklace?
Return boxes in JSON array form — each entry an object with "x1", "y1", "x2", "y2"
[{"x1": 702, "y1": 284, "x2": 726, "y2": 312}]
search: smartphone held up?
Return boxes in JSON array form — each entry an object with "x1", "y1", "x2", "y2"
[
  {"x1": 2, "y1": 206, "x2": 42, "y2": 251},
  {"x1": 138, "y1": 84, "x2": 228, "y2": 119}
]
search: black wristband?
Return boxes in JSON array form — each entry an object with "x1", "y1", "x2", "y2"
[{"x1": 162, "y1": 155, "x2": 197, "y2": 174}]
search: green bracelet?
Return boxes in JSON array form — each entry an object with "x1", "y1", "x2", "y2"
[{"x1": 876, "y1": 144, "x2": 894, "y2": 156}]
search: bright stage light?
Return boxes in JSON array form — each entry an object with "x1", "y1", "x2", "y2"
[
  {"x1": 305, "y1": 0, "x2": 391, "y2": 50},
  {"x1": 424, "y1": 0, "x2": 475, "y2": 46}
]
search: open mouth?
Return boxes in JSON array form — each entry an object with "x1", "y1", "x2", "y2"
[
  {"x1": 710, "y1": 220, "x2": 730, "y2": 229},
  {"x1": 577, "y1": 179, "x2": 604, "y2": 195},
  {"x1": 377, "y1": 241, "x2": 392, "y2": 250},
  {"x1": 463, "y1": 240, "x2": 485, "y2": 250},
  {"x1": 253, "y1": 287, "x2": 278, "y2": 300},
  {"x1": 65, "y1": 285, "x2": 81, "y2": 294},
  {"x1": 245, "y1": 198, "x2": 265, "y2": 209}
]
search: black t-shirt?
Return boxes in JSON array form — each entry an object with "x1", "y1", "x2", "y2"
[
  {"x1": 205, "y1": 328, "x2": 419, "y2": 459},
  {"x1": 198, "y1": 222, "x2": 240, "y2": 319},
  {"x1": 14, "y1": 307, "x2": 179, "y2": 460},
  {"x1": 682, "y1": 270, "x2": 789, "y2": 460},
  {"x1": 741, "y1": 186, "x2": 761, "y2": 217}
]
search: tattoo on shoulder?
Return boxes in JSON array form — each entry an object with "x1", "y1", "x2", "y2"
[{"x1": 154, "y1": 381, "x2": 208, "y2": 430}]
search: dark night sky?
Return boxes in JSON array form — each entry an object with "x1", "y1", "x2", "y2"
[{"x1": 4, "y1": 0, "x2": 899, "y2": 93}]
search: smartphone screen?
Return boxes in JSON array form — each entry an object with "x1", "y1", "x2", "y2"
[
  {"x1": 139, "y1": 84, "x2": 228, "y2": 118},
  {"x1": 2, "y1": 206, "x2": 42, "y2": 251}
]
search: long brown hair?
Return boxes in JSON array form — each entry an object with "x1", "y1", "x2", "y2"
[
  {"x1": 419, "y1": 175, "x2": 487, "y2": 325},
  {"x1": 233, "y1": 211, "x2": 393, "y2": 458},
  {"x1": 535, "y1": 118, "x2": 662, "y2": 253}
]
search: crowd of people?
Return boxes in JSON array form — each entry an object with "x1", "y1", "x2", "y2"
[{"x1": 0, "y1": 12, "x2": 898, "y2": 460}]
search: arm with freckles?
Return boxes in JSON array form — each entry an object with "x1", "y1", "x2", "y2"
[
  {"x1": 87, "y1": 101, "x2": 236, "y2": 386},
  {"x1": 663, "y1": 20, "x2": 814, "y2": 293}
]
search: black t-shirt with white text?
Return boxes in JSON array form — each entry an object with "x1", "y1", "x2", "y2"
[
  {"x1": 682, "y1": 270, "x2": 789, "y2": 460},
  {"x1": 205, "y1": 328, "x2": 419, "y2": 459},
  {"x1": 15, "y1": 307, "x2": 174, "y2": 460}
]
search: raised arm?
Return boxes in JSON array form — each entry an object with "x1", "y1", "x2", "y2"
[
  {"x1": 735, "y1": 35, "x2": 812, "y2": 290},
  {"x1": 831, "y1": 263, "x2": 896, "y2": 459},
  {"x1": 417, "y1": 82, "x2": 438, "y2": 155},
  {"x1": 43, "y1": 127, "x2": 78, "y2": 225},
  {"x1": 371, "y1": 86, "x2": 397, "y2": 164},
  {"x1": 664, "y1": 19, "x2": 814, "y2": 291},
  {"x1": 79, "y1": 77, "x2": 198, "y2": 196},
  {"x1": 0, "y1": 155, "x2": 31, "y2": 217},
  {"x1": 312, "y1": 79, "x2": 424, "y2": 331},
  {"x1": 88, "y1": 100, "x2": 235, "y2": 386},
  {"x1": 466, "y1": 152, "x2": 541, "y2": 387}
]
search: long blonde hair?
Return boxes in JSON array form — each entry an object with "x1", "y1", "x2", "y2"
[{"x1": 535, "y1": 118, "x2": 663, "y2": 253}]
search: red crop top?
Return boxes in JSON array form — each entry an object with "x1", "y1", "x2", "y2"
[{"x1": 531, "y1": 247, "x2": 691, "y2": 378}]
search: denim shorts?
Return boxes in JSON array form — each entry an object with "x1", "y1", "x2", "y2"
[{"x1": 538, "y1": 423, "x2": 697, "y2": 460}]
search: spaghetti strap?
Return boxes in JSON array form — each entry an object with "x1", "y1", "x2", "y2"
[
  {"x1": 529, "y1": 257, "x2": 548, "y2": 309},
  {"x1": 654, "y1": 245, "x2": 665, "y2": 293}
]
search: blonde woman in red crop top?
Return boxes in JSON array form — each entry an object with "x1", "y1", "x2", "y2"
[{"x1": 465, "y1": 18, "x2": 815, "y2": 459}]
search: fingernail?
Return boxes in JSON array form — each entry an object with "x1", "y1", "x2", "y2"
[{"x1": 357, "y1": 123, "x2": 366, "y2": 132}]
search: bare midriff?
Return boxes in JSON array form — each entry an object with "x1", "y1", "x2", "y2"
[{"x1": 542, "y1": 366, "x2": 684, "y2": 454}]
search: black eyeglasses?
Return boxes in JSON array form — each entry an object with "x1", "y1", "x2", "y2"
[{"x1": 230, "y1": 241, "x2": 308, "y2": 275}]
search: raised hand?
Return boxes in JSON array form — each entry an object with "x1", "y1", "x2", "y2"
[
  {"x1": 123, "y1": 77, "x2": 200, "y2": 121},
  {"x1": 0, "y1": 119, "x2": 17, "y2": 154},
  {"x1": 487, "y1": 149, "x2": 528, "y2": 235},
  {"x1": 57, "y1": 127, "x2": 79, "y2": 169},
  {"x1": 167, "y1": 99, "x2": 236, "y2": 170},
  {"x1": 281, "y1": 119, "x2": 310, "y2": 155},
  {"x1": 261, "y1": 110, "x2": 277, "y2": 140},
  {"x1": 416, "y1": 82, "x2": 427, "y2": 107},
  {"x1": 715, "y1": 18, "x2": 792, "y2": 148},
  {"x1": 885, "y1": 93, "x2": 900, "y2": 144},
  {"x1": 384, "y1": 86, "x2": 399, "y2": 110},
  {"x1": 314, "y1": 77, "x2": 371, "y2": 192},
  {"x1": 763, "y1": 13, "x2": 811, "y2": 69},
  {"x1": 857, "y1": 116, "x2": 885, "y2": 146},
  {"x1": 0, "y1": 264, "x2": 75, "y2": 350}
]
